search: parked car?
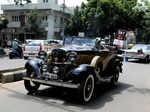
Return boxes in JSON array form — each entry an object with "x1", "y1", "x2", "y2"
[
  {"x1": 23, "y1": 40, "x2": 48, "y2": 59},
  {"x1": 124, "y1": 44, "x2": 150, "y2": 63},
  {"x1": 23, "y1": 40, "x2": 60, "y2": 59},
  {"x1": 23, "y1": 36, "x2": 123, "y2": 103}
]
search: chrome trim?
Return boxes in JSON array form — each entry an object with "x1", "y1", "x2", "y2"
[{"x1": 23, "y1": 77, "x2": 80, "y2": 89}]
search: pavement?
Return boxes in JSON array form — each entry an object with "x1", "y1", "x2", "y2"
[{"x1": 0, "y1": 54, "x2": 27, "y2": 84}]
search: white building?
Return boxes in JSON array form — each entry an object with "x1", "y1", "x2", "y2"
[{"x1": 1, "y1": 0, "x2": 73, "y2": 44}]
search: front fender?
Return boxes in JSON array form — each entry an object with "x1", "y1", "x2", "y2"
[
  {"x1": 25, "y1": 58, "x2": 42, "y2": 77},
  {"x1": 71, "y1": 64, "x2": 96, "y2": 83}
]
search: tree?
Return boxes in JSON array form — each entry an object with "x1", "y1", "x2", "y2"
[
  {"x1": 0, "y1": 16, "x2": 8, "y2": 31},
  {"x1": 24, "y1": 8, "x2": 46, "y2": 39},
  {"x1": 14, "y1": 0, "x2": 31, "y2": 5},
  {"x1": 65, "y1": 0, "x2": 145, "y2": 37},
  {"x1": 135, "y1": 0, "x2": 150, "y2": 43}
]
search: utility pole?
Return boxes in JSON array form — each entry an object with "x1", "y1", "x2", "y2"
[{"x1": 62, "y1": 0, "x2": 66, "y2": 12}]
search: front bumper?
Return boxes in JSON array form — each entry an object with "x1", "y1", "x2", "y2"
[
  {"x1": 23, "y1": 77, "x2": 80, "y2": 89},
  {"x1": 121, "y1": 54, "x2": 146, "y2": 59},
  {"x1": 126, "y1": 54, "x2": 146, "y2": 59}
]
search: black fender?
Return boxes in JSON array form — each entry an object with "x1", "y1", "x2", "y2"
[
  {"x1": 70, "y1": 64, "x2": 96, "y2": 83},
  {"x1": 25, "y1": 58, "x2": 42, "y2": 77}
]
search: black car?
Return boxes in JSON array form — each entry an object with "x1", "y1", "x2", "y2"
[{"x1": 23, "y1": 36, "x2": 123, "y2": 103}]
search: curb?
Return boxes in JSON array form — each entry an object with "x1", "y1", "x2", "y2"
[
  {"x1": 0, "y1": 67, "x2": 24, "y2": 73},
  {"x1": 0, "y1": 69, "x2": 26, "y2": 83}
]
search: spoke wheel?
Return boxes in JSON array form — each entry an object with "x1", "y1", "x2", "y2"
[{"x1": 79, "y1": 74, "x2": 95, "y2": 103}]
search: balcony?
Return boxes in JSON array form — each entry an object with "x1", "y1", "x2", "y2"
[
  {"x1": 7, "y1": 22, "x2": 20, "y2": 28},
  {"x1": 1, "y1": 3, "x2": 73, "y2": 14}
]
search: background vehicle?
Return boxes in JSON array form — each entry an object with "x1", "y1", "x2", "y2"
[
  {"x1": 9, "y1": 45, "x2": 23, "y2": 59},
  {"x1": 124, "y1": 44, "x2": 150, "y2": 63},
  {"x1": 23, "y1": 40, "x2": 61, "y2": 59},
  {"x1": 23, "y1": 36, "x2": 123, "y2": 103}
]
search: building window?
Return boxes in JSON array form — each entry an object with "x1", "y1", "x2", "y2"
[
  {"x1": 45, "y1": 16, "x2": 48, "y2": 21},
  {"x1": 55, "y1": 16, "x2": 57, "y2": 23},
  {"x1": 42, "y1": 16, "x2": 48, "y2": 21},
  {"x1": 12, "y1": 16, "x2": 15, "y2": 21},
  {"x1": 60, "y1": 17, "x2": 63, "y2": 24},
  {"x1": 43, "y1": 0, "x2": 48, "y2": 3}
]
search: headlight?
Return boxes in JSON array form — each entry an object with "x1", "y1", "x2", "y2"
[
  {"x1": 67, "y1": 52, "x2": 77, "y2": 62},
  {"x1": 53, "y1": 66, "x2": 59, "y2": 74}
]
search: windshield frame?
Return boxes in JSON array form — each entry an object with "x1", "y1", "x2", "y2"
[{"x1": 64, "y1": 36, "x2": 96, "y2": 47}]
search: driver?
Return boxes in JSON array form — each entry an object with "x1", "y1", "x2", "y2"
[{"x1": 95, "y1": 38, "x2": 102, "y2": 50}]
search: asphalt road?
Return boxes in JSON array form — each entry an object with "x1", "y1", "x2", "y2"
[{"x1": 0, "y1": 60, "x2": 150, "y2": 112}]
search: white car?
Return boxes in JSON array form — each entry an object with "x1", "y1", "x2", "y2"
[
  {"x1": 124, "y1": 44, "x2": 150, "y2": 63},
  {"x1": 23, "y1": 40, "x2": 49, "y2": 59}
]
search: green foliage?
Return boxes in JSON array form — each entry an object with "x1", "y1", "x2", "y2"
[
  {"x1": 65, "y1": 0, "x2": 145, "y2": 37},
  {"x1": 24, "y1": 8, "x2": 46, "y2": 38},
  {"x1": 0, "y1": 17, "x2": 9, "y2": 31},
  {"x1": 14, "y1": 0, "x2": 31, "y2": 5}
]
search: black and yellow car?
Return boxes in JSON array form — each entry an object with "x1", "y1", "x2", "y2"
[{"x1": 23, "y1": 36, "x2": 123, "y2": 103}]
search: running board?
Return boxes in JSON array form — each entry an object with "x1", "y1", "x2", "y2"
[{"x1": 23, "y1": 77, "x2": 80, "y2": 89}]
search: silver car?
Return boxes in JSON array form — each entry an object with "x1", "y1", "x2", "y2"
[{"x1": 124, "y1": 44, "x2": 150, "y2": 63}]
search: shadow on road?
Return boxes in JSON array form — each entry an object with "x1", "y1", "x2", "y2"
[
  {"x1": 27, "y1": 82, "x2": 133, "y2": 110},
  {"x1": 3, "y1": 81, "x2": 150, "y2": 111}
]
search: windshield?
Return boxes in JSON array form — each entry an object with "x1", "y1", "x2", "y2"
[
  {"x1": 132, "y1": 45, "x2": 147, "y2": 50},
  {"x1": 26, "y1": 41, "x2": 41, "y2": 46},
  {"x1": 64, "y1": 37, "x2": 96, "y2": 47}
]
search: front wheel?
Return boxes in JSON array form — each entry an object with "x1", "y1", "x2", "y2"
[
  {"x1": 24, "y1": 70, "x2": 40, "y2": 93},
  {"x1": 79, "y1": 74, "x2": 95, "y2": 103},
  {"x1": 145, "y1": 55, "x2": 149, "y2": 63}
]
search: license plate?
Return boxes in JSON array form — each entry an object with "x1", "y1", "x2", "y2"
[
  {"x1": 29, "y1": 53, "x2": 35, "y2": 56},
  {"x1": 47, "y1": 73, "x2": 58, "y2": 80}
]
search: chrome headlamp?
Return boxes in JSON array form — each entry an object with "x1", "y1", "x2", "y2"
[
  {"x1": 53, "y1": 66, "x2": 59, "y2": 74},
  {"x1": 67, "y1": 52, "x2": 77, "y2": 62}
]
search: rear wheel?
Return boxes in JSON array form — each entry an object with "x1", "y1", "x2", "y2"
[
  {"x1": 79, "y1": 74, "x2": 95, "y2": 103},
  {"x1": 24, "y1": 70, "x2": 40, "y2": 93},
  {"x1": 110, "y1": 66, "x2": 120, "y2": 86}
]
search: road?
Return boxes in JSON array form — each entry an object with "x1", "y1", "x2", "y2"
[{"x1": 0, "y1": 60, "x2": 150, "y2": 112}]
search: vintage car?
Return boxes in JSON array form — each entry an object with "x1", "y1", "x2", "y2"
[{"x1": 23, "y1": 36, "x2": 123, "y2": 103}]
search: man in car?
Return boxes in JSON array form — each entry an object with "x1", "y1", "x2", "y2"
[{"x1": 95, "y1": 38, "x2": 102, "y2": 50}]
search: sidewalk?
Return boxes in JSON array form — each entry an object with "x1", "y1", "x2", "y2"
[{"x1": 0, "y1": 57, "x2": 27, "y2": 83}]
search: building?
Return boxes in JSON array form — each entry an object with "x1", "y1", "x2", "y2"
[{"x1": 1, "y1": 0, "x2": 73, "y2": 45}]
